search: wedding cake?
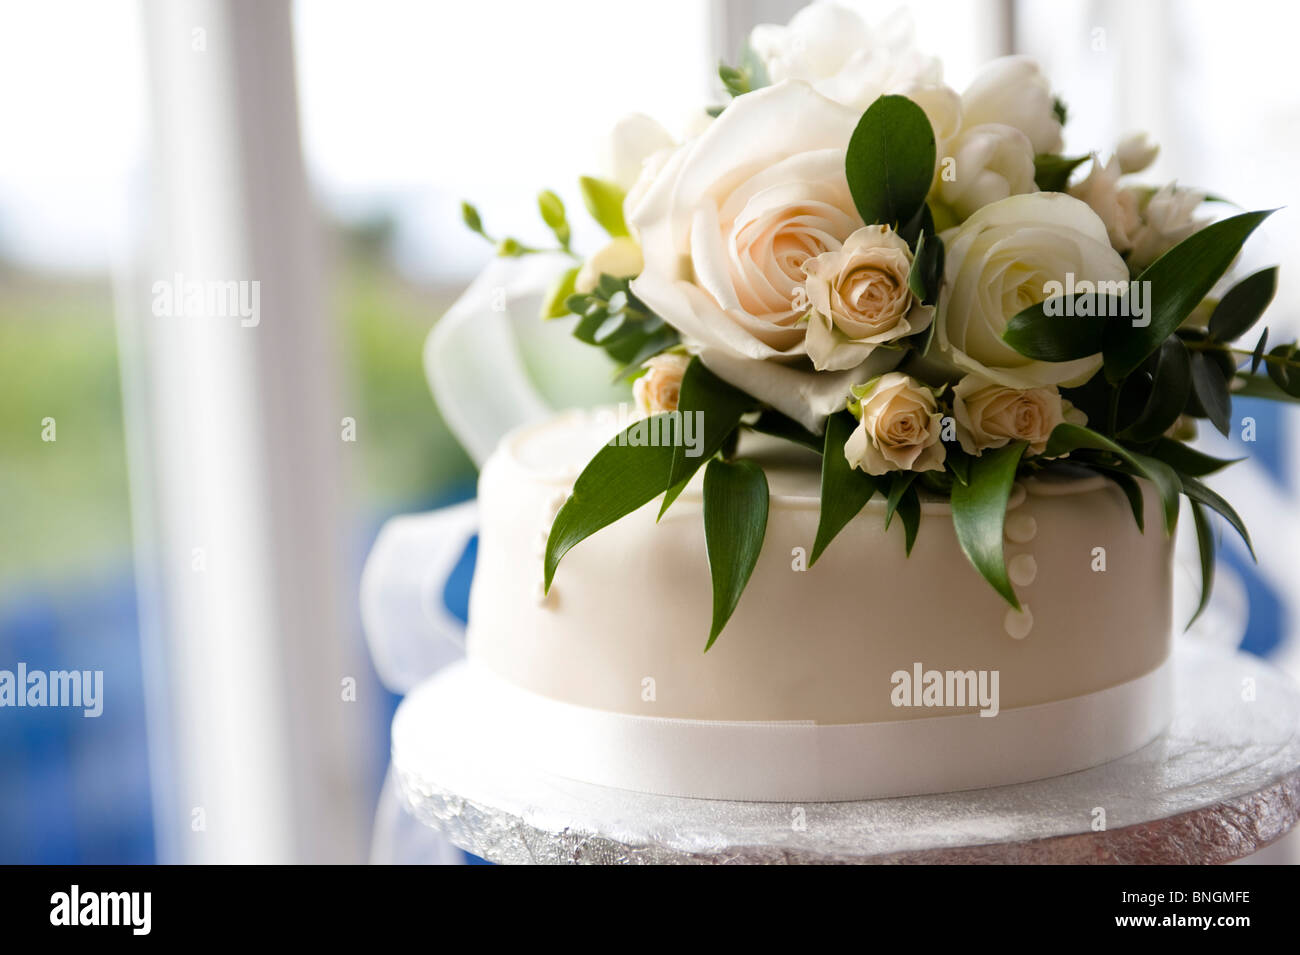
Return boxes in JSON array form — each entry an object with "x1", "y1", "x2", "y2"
[{"x1": 440, "y1": 1, "x2": 1291, "y2": 801}]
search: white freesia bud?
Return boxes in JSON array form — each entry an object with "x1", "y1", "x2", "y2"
[
  {"x1": 803, "y1": 225, "x2": 932, "y2": 371},
  {"x1": 936, "y1": 123, "x2": 1036, "y2": 221},
  {"x1": 633, "y1": 352, "x2": 691, "y2": 416},
  {"x1": 1126, "y1": 183, "x2": 1209, "y2": 272},
  {"x1": 1115, "y1": 132, "x2": 1159, "y2": 175},
  {"x1": 575, "y1": 237, "x2": 643, "y2": 294},
  {"x1": 1069, "y1": 155, "x2": 1140, "y2": 252},
  {"x1": 961, "y1": 55, "x2": 1063, "y2": 156},
  {"x1": 598, "y1": 114, "x2": 676, "y2": 191},
  {"x1": 844, "y1": 373, "x2": 946, "y2": 475},
  {"x1": 749, "y1": 3, "x2": 942, "y2": 112},
  {"x1": 952, "y1": 375, "x2": 1083, "y2": 456}
]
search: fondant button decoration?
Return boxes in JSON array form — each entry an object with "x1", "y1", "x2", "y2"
[
  {"x1": 1005, "y1": 513, "x2": 1037, "y2": 543},
  {"x1": 1008, "y1": 553, "x2": 1038, "y2": 587},
  {"x1": 1004, "y1": 605, "x2": 1033, "y2": 640}
]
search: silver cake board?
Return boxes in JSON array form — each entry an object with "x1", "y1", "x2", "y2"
[{"x1": 390, "y1": 645, "x2": 1300, "y2": 864}]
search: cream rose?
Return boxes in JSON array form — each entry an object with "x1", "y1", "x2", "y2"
[
  {"x1": 749, "y1": 3, "x2": 941, "y2": 113},
  {"x1": 934, "y1": 123, "x2": 1036, "y2": 223},
  {"x1": 629, "y1": 80, "x2": 903, "y2": 432},
  {"x1": 937, "y1": 192, "x2": 1130, "y2": 388},
  {"x1": 952, "y1": 374, "x2": 1082, "y2": 456},
  {"x1": 960, "y1": 55, "x2": 1063, "y2": 156},
  {"x1": 803, "y1": 225, "x2": 932, "y2": 371},
  {"x1": 844, "y1": 372, "x2": 946, "y2": 475},
  {"x1": 632, "y1": 352, "x2": 690, "y2": 416}
]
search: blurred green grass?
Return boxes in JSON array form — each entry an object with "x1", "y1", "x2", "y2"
[{"x1": 0, "y1": 249, "x2": 477, "y2": 585}]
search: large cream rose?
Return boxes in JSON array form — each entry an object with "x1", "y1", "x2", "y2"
[
  {"x1": 844, "y1": 372, "x2": 946, "y2": 475},
  {"x1": 952, "y1": 374, "x2": 1083, "y2": 456},
  {"x1": 629, "y1": 80, "x2": 901, "y2": 432},
  {"x1": 936, "y1": 192, "x2": 1130, "y2": 388},
  {"x1": 803, "y1": 225, "x2": 932, "y2": 371}
]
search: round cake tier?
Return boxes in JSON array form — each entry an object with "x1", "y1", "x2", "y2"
[{"x1": 467, "y1": 409, "x2": 1173, "y2": 725}]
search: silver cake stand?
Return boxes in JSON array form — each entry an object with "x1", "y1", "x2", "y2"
[{"x1": 389, "y1": 646, "x2": 1300, "y2": 864}]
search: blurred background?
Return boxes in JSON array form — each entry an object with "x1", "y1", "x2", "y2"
[{"x1": 0, "y1": 0, "x2": 1296, "y2": 864}]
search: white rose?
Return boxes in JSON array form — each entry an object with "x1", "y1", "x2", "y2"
[
  {"x1": 1069, "y1": 154, "x2": 1140, "y2": 252},
  {"x1": 906, "y1": 82, "x2": 963, "y2": 173},
  {"x1": 952, "y1": 374, "x2": 1083, "y2": 456},
  {"x1": 937, "y1": 192, "x2": 1130, "y2": 388},
  {"x1": 803, "y1": 225, "x2": 932, "y2": 371},
  {"x1": 630, "y1": 80, "x2": 903, "y2": 432},
  {"x1": 574, "y1": 236, "x2": 643, "y2": 294},
  {"x1": 934, "y1": 123, "x2": 1036, "y2": 222},
  {"x1": 961, "y1": 55, "x2": 1063, "y2": 156},
  {"x1": 749, "y1": 2, "x2": 942, "y2": 113},
  {"x1": 632, "y1": 352, "x2": 691, "y2": 416},
  {"x1": 844, "y1": 372, "x2": 946, "y2": 475},
  {"x1": 1126, "y1": 183, "x2": 1208, "y2": 272}
]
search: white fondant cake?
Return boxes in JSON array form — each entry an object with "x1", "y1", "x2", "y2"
[{"x1": 463, "y1": 409, "x2": 1175, "y2": 800}]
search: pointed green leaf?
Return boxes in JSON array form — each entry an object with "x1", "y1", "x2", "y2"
[
  {"x1": 1119, "y1": 337, "x2": 1191, "y2": 442},
  {"x1": 1102, "y1": 209, "x2": 1275, "y2": 380},
  {"x1": 1179, "y1": 474, "x2": 1255, "y2": 559},
  {"x1": 1043, "y1": 423, "x2": 1180, "y2": 533},
  {"x1": 1227, "y1": 369, "x2": 1300, "y2": 403},
  {"x1": 1250, "y1": 328, "x2": 1269, "y2": 374},
  {"x1": 1188, "y1": 500, "x2": 1216, "y2": 628},
  {"x1": 1002, "y1": 294, "x2": 1124, "y2": 361},
  {"x1": 1147, "y1": 438, "x2": 1240, "y2": 477},
  {"x1": 1265, "y1": 342, "x2": 1300, "y2": 397},
  {"x1": 1208, "y1": 267, "x2": 1278, "y2": 343},
  {"x1": 907, "y1": 231, "x2": 945, "y2": 306},
  {"x1": 660, "y1": 357, "x2": 754, "y2": 518},
  {"x1": 749, "y1": 410, "x2": 822, "y2": 453},
  {"x1": 578, "y1": 176, "x2": 629, "y2": 237},
  {"x1": 810, "y1": 413, "x2": 880, "y2": 566},
  {"x1": 951, "y1": 442, "x2": 1028, "y2": 609},
  {"x1": 544, "y1": 414, "x2": 678, "y2": 590},
  {"x1": 845, "y1": 95, "x2": 936, "y2": 229},
  {"x1": 897, "y1": 482, "x2": 921, "y2": 555},
  {"x1": 1033, "y1": 153, "x2": 1088, "y2": 192},
  {"x1": 883, "y1": 471, "x2": 915, "y2": 530},
  {"x1": 540, "y1": 266, "x2": 580, "y2": 320},
  {"x1": 1190, "y1": 349, "x2": 1231, "y2": 436},
  {"x1": 703, "y1": 458, "x2": 769, "y2": 650}
]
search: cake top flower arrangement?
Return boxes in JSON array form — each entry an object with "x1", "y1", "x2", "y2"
[{"x1": 461, "y1": 1, "x2": 1297, "y2": 648}]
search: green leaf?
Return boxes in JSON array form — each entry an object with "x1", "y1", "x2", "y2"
[
  {"x1": 702, "y1": 458, "x2": 769, "y2": 650},
  {"x1": 1052, "y1": 97, "x2": 1069, "y2": 126},
  {"x1": 950, "y1": 442, "x2": 1028, "y2": 609},
  {"x1": 1208, "y1": 267, "x2": 1278, "y2": 343},
  {"x1": 883, "y1": 471, "x2": 915, "y2": 530},
  {"x1": 1102, "y1": 209, "x2": 1275, "y2": 381},
  {"x1": 845, "y1": 95, "x2": 936, "y2": 229},
  {"x1": 660, "y1": 357, "x2": 755, "y2": 518},
  {"x1": 1148, "y1": 438, "x2": 1240, "y2": 477},
  {"x1": 1179, "y1": 474, "x2": 1255, "y2": 559},
  {"x1": 460, "y1": 200, "x2": 487, "y2": 237},
  {"x1": 810, "y1": 413, "x2": 880, "y2": 565},
  {"x1": 749, "y1": 410, "x2": 822, "y2": 453},
  {"x1": 1043, "y1": 423, "x2": 1180, "y2": 533},
  {"x1": 1188, "y1": 501, "x2": 1216, "y2": 627},
  {"x1": 907, "y1": 231, "x2": 945, "y2": 306},
  {"x1": 1119, "y1": 337, "x2": 1191, "y2": 442},
  {"x1": 1190, "y1": 350, "x2": 1231, "y2": 436},
  {"x1": 1234, "y1": 367, "x2": 1300, "y2": 403},
  {"x1": 897, "y1": 482, "x2": 921, "y2": 555},
  {"x1": 1250, "y1": 328, "x2": 1269, "y2": 374},
  {"x1": 540, "y1": 266, "x2": 580, "y2": 320},
  {"x1": 544, "y1": 415, "x2": 679, "y2": 590},
  {"x1": 1033, "y1": 153, "x2": 1088, "y2": 192},
  {"x1": 537, "y1": 189, "x2": 570, "y2": 247},
  {"x1": 578, "y1": 176, "x2": 629, "y2": 237},
  {"x1": 1104, "y1": 467, "x2": 1145, "y2": 533},
  {"x1": 1003, "y1": 294, "x2": 1124, "y2": 361},
  {"x1": 1265, "y1": 342, "x2": 1300, "y2": 397}
]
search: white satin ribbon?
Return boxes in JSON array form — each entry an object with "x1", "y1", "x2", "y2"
[{"x1": 402, "y1": 659, "x2": 1174, "y2": 802}]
